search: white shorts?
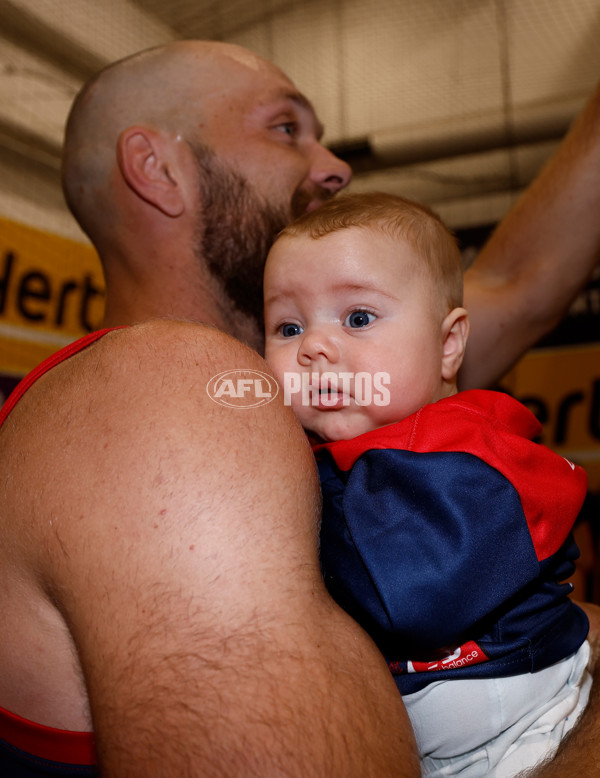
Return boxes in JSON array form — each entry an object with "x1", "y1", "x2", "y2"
[{"x1": 403, "y1": 641, "x2": 591, "y2": 777}]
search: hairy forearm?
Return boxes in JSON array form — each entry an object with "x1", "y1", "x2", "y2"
[
  {"x1": 92, "y1": 599, "x2": 420, "y2": 777},
  {"x1": 460, "y1": 80, "x2": 600, "y2": 390}
]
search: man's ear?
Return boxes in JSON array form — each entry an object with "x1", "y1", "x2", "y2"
[
  {"x1": 441, "y1": 307, "x2": 470, "y2": 382},
  {"x1": 117, "y1": 126, "x2": 185, "y2": 217}
]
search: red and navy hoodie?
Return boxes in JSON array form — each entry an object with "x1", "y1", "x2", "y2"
[{"x1": 315, "y1": 390, "x2": 589, "y2": 695}]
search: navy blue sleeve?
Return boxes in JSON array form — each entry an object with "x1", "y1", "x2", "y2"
[{"x1": 319, "y1": 449, "x2": 542, "y2": 653}]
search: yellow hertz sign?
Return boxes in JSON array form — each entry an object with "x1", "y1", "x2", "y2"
[
  {"x1": 499, "y1": 344, "x2": 600, "y2": 491},
  {"x1": 0, "y1": 216, "x2": 105, "y2": 384}
]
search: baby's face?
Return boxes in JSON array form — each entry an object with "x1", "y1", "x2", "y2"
[{"x1": 263, "y1": 227, "x2": 449, "y2": 442}]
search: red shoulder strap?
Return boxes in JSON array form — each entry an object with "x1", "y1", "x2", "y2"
[{"x1": 0, "y1": 328, "x2": 124, "y2": 428}]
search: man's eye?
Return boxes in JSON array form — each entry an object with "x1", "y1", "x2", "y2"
[
  {"x1": 344, "y1": 310, "x2": 375, "y2": 328},
  {"x1": 276, "y1": 122, "x2": 298, "y2": 137},
  {"x1": 281, "y1": 322, "x2": 303, "y2": 337}
]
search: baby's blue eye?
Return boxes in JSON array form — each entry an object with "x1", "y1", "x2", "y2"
[
  {"x1": 281, "y1": 323, "x2": 303, "y2": 337},
  {"x1": 345, "y1": 310, "x2": 375, "y2": 328}
]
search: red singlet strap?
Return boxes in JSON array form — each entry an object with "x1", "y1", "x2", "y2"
[
  {"x1": 0, "y1": 705, "x2": 96, "y2": 765},
  {"x1": 0, "y1": 328, "x2": 123, "y2": 427}
]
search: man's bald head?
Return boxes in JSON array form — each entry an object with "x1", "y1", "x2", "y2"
[
  {"x1": 60, "y1": 40, "x2": 350, "y2": 342},
  {"x1": 61, "y1": 41, "x2": 292, "y2": 246}
]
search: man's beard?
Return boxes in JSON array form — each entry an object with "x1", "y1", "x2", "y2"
[{"x1": 191, "y1": 144, "x2": 294, "y2": 328}]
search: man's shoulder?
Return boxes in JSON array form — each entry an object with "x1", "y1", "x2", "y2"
[
  {"x1": 4, "y1": 316, "x2": 315, "y2": 604},
  {"x1": 4, "y1": 318, "x2": 299, "y2": 524},
  {"x1": 90, "y1": 319, "x2": 267, "y2": 373},
  {"x1": 35, "y1": 320, "x2": 270, "y2": 411},
  {"x1": 62, "y1": 320, "x2": 291, "y2": 457}
]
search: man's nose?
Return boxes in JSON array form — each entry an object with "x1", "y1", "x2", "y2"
[
  {"x1": 297, "y1": 328, "x2": 341, "y2": 366},
  {"x1": 308, "y1": 144, "x2": 352, "y2": 195}
]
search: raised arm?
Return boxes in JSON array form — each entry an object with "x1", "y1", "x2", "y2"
[
  {"x1": 20, "y1": 321, "x2": 418, "y2": 776},
  {"x1": 460, "y1": 80, "x2": 600, "y2": 390}
]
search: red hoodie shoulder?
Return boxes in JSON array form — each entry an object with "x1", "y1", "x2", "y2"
[{"x1": 316, "y1": 390, "x2": 541, "y2": 472}]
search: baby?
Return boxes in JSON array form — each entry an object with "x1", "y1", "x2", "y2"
[{"x1": 263, "y1": 192, "x2": 591, "y2": 777}]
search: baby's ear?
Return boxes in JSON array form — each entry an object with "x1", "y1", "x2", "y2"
[{"x1": 441, "y1": 307, "x2": 470, "y2": 382}]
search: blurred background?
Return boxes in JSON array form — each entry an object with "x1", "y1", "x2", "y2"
[{"x1": 1, "y1": 0, "x2": 599, "y2": 594}]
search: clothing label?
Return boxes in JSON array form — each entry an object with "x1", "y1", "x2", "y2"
[{"x1": 389, "y1": 640, "x2": 489, "y2": 675}]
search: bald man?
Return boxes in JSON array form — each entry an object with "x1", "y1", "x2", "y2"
[
  {"x1": 1, "y1": 41, "x2": 600, "y2": 777},
  {"x1": 61, "y1": 41, "x2": 351, "y2": 353}
]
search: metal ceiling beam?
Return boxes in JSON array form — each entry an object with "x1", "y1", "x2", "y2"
[
  {"x1": 330, "y1": 95, "x2": 585, "y2": 173},
  {"x1": 0, "y1": 0, "x2": 107, "y2": 81}
]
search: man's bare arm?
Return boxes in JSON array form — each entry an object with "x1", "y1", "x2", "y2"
[
  {"x1": 19, "y1": 321, "x2": 418, "y2": 777},
  {"x1": 461, "y1": 80, "x2": 600, "y2": 390}
]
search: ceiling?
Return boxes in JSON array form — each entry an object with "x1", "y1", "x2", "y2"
[{"x1": 1, "y1": 0, "x2": 599, "y2": 241}]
